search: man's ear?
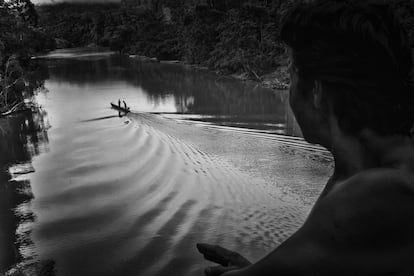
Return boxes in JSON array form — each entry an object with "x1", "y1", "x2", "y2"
[{"x1": 312, "y1": 80, "x2": 323, "y2": 109}]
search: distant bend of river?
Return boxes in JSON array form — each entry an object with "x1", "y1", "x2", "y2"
[{"x1": 0, "y1": 48, "x2": 332, "y2": 276}]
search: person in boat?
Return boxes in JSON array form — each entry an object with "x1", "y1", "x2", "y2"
[{"x1": 198, "y1": 0, "x2": 414, "y2": 275}]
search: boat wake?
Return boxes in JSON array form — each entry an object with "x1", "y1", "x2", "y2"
[{"x1": 25, "y1": 111, "x2": 331, "y2": 276}]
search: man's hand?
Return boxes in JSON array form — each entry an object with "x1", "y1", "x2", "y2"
[{"x1": 197, "y1": 243, "x2": 251, "y2": 276}]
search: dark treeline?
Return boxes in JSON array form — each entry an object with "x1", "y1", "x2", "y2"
[
  {"x1": 37, "y1": 0, "x2": 294, "y2": 80},
  {"x1": 37, "y1": 0, "x2": 414, "y2": 79},
  {"x1": 0, "y1": 0, "x2": 53, "y2": 113}
]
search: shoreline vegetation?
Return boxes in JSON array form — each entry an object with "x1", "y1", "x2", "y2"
[
  {"x1": 36, "y1": 0, "x2": 297, "y2": 89},
  {"x1": 35, "y1": 0, "x2": 414, "y2": 90},
  {"x1": 0, "y1": 0, "x2": 53, "y2": 115},
  {"x1": 129, "y1": 53, "x2": 290, "y2": 90},
  {"x1": 1, "y1": 0, "x2": 413, "y2": 115},
  {"x1": 33, "y1": 1, "x2": 301, "y2": 90}
]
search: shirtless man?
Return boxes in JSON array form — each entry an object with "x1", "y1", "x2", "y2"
[{"x1": 197, "y1": 1, "x2": 414, "y2": 275}]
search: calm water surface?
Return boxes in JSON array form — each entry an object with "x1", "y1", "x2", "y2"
[{"x1": 0, "y1": 49, "x2": 332, "y2": 276}]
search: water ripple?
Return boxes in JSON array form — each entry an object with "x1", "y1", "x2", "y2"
[{"x1": 26, "y1": 111, "x2": 328, "y2": 276}]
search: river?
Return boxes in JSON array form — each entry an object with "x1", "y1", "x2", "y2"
[{"x1": 0, "y1": 48, "x2": 332, "y2": 276}]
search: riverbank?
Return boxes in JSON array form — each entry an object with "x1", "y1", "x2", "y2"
[
  {"x1": 129, "y1": 53, "x2": 290, "y2": 90},
  {"x1": 36, "y1": 1, "x2": 413, "y2": 94},
  {"x1": 0, "y1": 55, "x2": 48, "y2": 116},
  {"x1": 0, "y1": 0, "x2": 55, "y2": 116},
  {"x1": 36, "y1": 2, "x2": 294, "y2": 89}
]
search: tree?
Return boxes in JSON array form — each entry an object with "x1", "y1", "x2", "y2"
[
  {"x1": 0, "y1": 0, "x2": 50, "y2": 112},
  {"x1": 8, "y1": 0, "x2": 38, "y2": 27}
]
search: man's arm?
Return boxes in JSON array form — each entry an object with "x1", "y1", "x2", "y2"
[{"x1": 214, "y1": 170, "x2": 414, "y2": 276}]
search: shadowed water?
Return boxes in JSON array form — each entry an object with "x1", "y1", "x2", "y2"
[{"x1": 1, "y1": 49, "x2": 332, "y2": 276}]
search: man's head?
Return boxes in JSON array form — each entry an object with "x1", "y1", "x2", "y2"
[{"x1": 280, "y1": 0, "x2": 414, "y2": 143}]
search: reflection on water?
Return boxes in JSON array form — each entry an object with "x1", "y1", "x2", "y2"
[
  {"x1": 0, "y1": 110, "x2": 51, "y2": 275},
  {"x1": 44, "y1": 49, "x2": 301, "y2": 136},
  {"x1": 1, "y1": 49, "x2": 330, "y2": 276},
  {"x1": 0, "y1": 60, "x2": 51, "y2": 275}
]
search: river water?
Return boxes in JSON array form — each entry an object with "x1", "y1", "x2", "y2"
[{"x1": 0, "y1": 49, "x2": 332, "y2": 276}]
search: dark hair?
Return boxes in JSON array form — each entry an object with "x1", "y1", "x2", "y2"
[{"x1": 280, "y1": 0, "x2": 414, "y2": 136}]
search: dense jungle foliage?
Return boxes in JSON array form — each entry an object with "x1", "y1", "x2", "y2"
[
  {"x1": 37, "y1": 1, "x2": 294, "y2": 79},
  {"x1": 36, "y1": 0, "x2": 414, "y2": 79},
  {"x1": 0, "y1": 0, "x2": 53, "y2": 112},
  {"x1": 37, "y1": 0, "x2": 414, "y2": 79}
]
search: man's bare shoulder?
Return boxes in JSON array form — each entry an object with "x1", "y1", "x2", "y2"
[
  {"x1": 296, "y1": 169, "x2": 414, "y2": 273},
  {"x1": 313, "y1": 168, "x2": 414, "y2": 249},
  {"x1": 330, "y1": 168, "x2": 414, "y2": 206}
]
